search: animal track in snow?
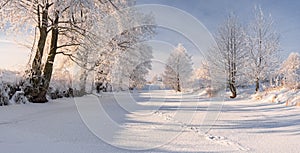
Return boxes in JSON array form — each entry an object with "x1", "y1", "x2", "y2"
[{"x1": 153, "y1": 110, "x2": 250, "y2": 151}]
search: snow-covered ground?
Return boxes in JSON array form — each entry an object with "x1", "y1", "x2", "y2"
[{"x1": 0, "y1": 89, "x2": 299, "y2": 153}]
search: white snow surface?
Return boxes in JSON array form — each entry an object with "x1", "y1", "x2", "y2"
[{"x1": 0, "y1": 89, "x2": 300, "y2": 153}]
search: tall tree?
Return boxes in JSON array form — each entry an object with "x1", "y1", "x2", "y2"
[
  {"x1": 247, "y1": 6, "x2": 280, "y2": 92},
  {"x1": 128, "y1": 44, "x2": 153, "y2": 90},
  {"x1": 207, "y1": 14, "x2": 247, "y2": 98},
  {"x1": 163, "y1": 43, "x2": 193, "y2": 92},
  {"x1": 0, "y1": 0, "x2": 119, "y2": 102},
  {"x1": 74, "y1": 2, "x2": 156, "y2": 92},
  {"x1": 111, "y1": 43, "x2": 153, "y2": 91}
]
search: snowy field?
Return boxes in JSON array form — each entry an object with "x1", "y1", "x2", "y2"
[{"x1": 1, "y1": 89, "x2": 299, "y2": 153}]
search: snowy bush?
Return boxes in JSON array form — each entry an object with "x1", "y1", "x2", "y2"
[
  {"x1": 0, "y1": 70, "x2": 25, "y2": 105},
  {"x1": 47, "y1": 86, "x2": 75, "y2": 100},
  {"x1": 11, "y1": 91, "x2": 28, "y2": 104},
  {"x1": 0, "y1": 83, "x2": 10, "y2": 106}
]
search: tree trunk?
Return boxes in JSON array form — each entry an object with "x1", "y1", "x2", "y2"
[
  {"x1": 177, "y1": 76, "x2": 181, "y2": 92},
  {"x1": 255, "y1": 78, "x2": 260, "y2": 93},
  {"x1": 229, "y1": 62, "x2": 237, "y2": 98},
  {"x1": 31, "y1": 11, "x2": 59, "y2": 103},
  {"x1": 229, "y1": 83, "x2": 237, "y2": 98},
  {"x1": 32, "y1": 27, "x2": 47, "y2": 76},
  {"x1": 31, "y1": 5, "x2": 49, "y2": 77},
  {"x1": 28, "y1": 5, "x2": 49, "y2": 102},
  {"x1": 79, "y1": 69, "x2": 88, "y2": 95}
]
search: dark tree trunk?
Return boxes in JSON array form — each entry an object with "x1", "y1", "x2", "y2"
[
  {"x1": 177, "y1": 76, "x2": 181, "y2": 92},
  {"x1": 31, "y1": 5, "x2": 49, "y2": 77},
  {"x1": 31, "y1": 11, "x2": 59, "y2": 103},
  {"x1": 32, "y1": 28, "x2": 47, "y2": 76},
  {"x1": 255, "y1": 78, "x2": 260, "y2": 93},
  {"x1": 28, "y1": 4, "x2": 49, "y2": 102},
  {"x1": 229, "y1": 83, "x2": 237, "y2": 98}
]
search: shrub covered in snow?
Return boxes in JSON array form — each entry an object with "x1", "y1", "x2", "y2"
[
  {"x1": 11, "y1": 91, "x2": 28, "y2": 104},
  {"x1": 47, "y1": 86, "x2": 75, "y2": 100},
  {"x1": 0, "y1": 83, "x2": 10, "y2": 106},
  {"x1": 0, "y1": 70, "x2": 24, "y2": 105}
]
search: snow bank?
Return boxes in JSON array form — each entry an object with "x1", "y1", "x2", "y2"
[{"x1": 252, "y1": 87, "x2": 300, "y2": 107}]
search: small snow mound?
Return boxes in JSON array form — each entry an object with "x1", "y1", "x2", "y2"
[{"x1": 257, "y1": 87, "x2": 300, "y2": 107}]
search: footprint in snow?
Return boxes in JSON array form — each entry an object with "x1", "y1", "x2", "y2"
[{"x1": 206, "y1": 134, "x2": 250, "y2": 151}]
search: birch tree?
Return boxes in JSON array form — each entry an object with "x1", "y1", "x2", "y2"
[
  {"x1": 247, "y1": 6, "x2": 280, "y2": 92},
  {"x1": 207, "y1": 14, "x2": 247, "y2": 98}
]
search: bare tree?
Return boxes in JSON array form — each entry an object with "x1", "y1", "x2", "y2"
[{"x1": 247, "y1": 6, "x2": 280, "y2": 93}]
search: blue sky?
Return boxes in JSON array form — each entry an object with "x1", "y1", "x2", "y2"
[
  {"x1": 135, "y1": 0, "x2": 300, "y2": 77},
  {"x1": 137, "y1": 0, "x2": 300, "y2": 56},
  {"x1": 0, "y1": 0, "x2": 299, "y2": 71}
]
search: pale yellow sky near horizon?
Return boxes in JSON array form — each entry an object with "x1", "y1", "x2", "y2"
[
  {"x1": 0, "y1": 39, "x2": 202, "y2": 76},
  {"x1": 0, "y1": 40, "x2": 30, "y2": 71}
]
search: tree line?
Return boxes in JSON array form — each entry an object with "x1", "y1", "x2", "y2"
[
  {"x1": 162, "y1": 6, "x2": 299, "y2": 98},
  {"x1": 198, "y1": 6, "x2": 299, "y2": 98}
]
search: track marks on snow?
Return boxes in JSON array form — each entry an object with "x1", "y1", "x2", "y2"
[{"x1": 153, "y1": 110, "x2": 250, "y2": 152}]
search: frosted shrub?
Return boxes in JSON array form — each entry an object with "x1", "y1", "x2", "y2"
[
  {"x1": 48, "y1": 86, "x2": 74, "y2": 99},
  {"x1": 0, "y1": 83, "x2": 10, "y2": 106},
  {"x1": 12, "y1": 91, "x2": 28, "y2": 104}
]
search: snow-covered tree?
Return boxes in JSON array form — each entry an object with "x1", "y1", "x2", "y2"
[
  {"x1": 129, "y1": 44, "x2": 153, "y2": 89},
  {"x1": 111, "y1": 43, "x2": 153, "y2": 91},
  {"x1": 246, "y1": 6, "x2": 280, "y2": 92},
  {"x1": 74, "y1": 2, "x2": 155, "y2": 92},
  {"x1": 163, "y1": 43, "x2": 193, "y2": 92},
  {"x1": 193, "y1": 61, "x2": 211, "y2": 89},
  {"x1": 279, "y1": 52, "x2": 300, "y2": 89},
  {"x1": 0, "y1": 0, "x2": 120, "y2": 102},
  {"x1": 207, "y1": 13, "x2": 247, "y2": 98}
]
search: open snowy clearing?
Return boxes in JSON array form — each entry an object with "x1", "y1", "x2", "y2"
[{"x1": 0, "y1": 90, "x2": 299, "y2": 153}]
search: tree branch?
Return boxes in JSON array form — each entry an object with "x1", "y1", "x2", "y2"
[
  {"x1": 0, "y1": 0, "x2": 10, "y2": 10},
  {"x1": 57, "y1": 43, "x2": 81, "y2": 49}
]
